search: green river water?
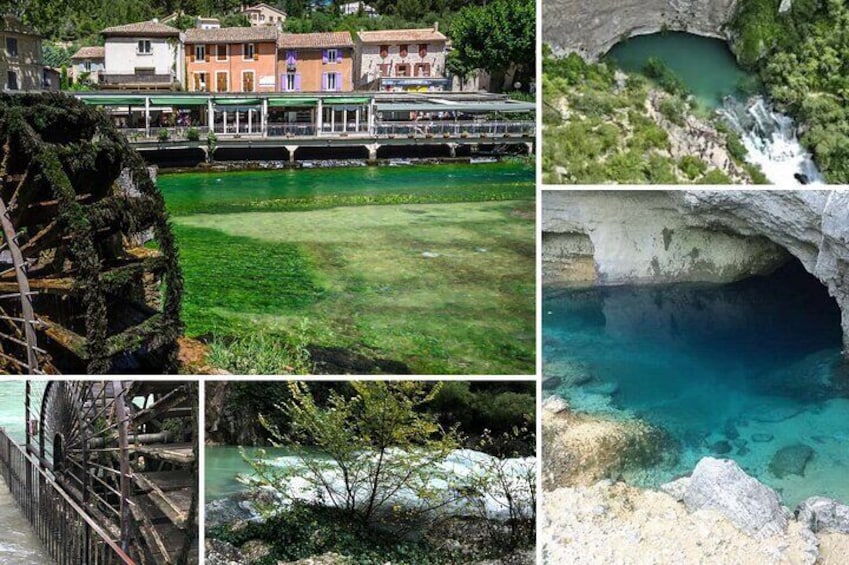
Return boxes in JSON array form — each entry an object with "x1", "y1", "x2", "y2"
[{"x1": 605, "y1": 31, "x2": 753, "y2": 109}]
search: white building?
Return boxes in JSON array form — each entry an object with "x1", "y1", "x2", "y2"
[
  {"x1": 241, "y1": 4, "x2": 287, "y2": 30},
  {"x1": 340, "y1": 2, "x2": 378, "y2": 17},
  {"x1": 69, "y1": 46, "x2": 105, "y2": 85},
  {"x1": 354, "y1": 25, "x2": 449, "y2": 91},
  {"x1": 100, "y1": 20, "x2": 183, "y2": 90}
]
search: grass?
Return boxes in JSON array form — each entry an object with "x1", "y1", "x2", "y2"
[{"x1": 170, "y1": 196, "x2": 535, "y2": 375}]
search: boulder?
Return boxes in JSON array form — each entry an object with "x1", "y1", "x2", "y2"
[
  {"x1": 682, "y1": 457, "x2": 787, "y2": 539},
  {"x1": 796, "y1": 497, "x2": 849, "y2": 534},
  {"x1": 542, "y1": 395, "x2": 570, "y2": 414},
  {"x1": 768, "y1": 444, "x2": 814, "y2": 479},
  {"x1": 660, "y1": 476, "x2": 690, "y2": 502}
]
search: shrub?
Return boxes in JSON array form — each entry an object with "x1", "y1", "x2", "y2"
[
  {"x1": 186, "y1": 127, "x2": 200, "y2": 141},
  {"x1": 157, "y1": 128, "x2": 169, "y2": 142},
  {"x1": 678, "y1": 155, "x2": 708, "y2": 180}
]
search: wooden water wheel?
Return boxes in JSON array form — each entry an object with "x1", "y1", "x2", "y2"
[
  {"x1": 28, "y1": 380, "x2": 198, "y2": 564},
  {"x1": 0, "y1": 92, "x2": 182, "y2": 374}
]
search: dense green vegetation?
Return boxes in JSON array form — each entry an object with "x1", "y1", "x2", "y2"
[
  {"x1": 731, "y1": 0, "x2": 849, "y2": 182},
  {"x1": 542, "y1": 48, "x2": 739, "y2": 184},
  {"x1": 218, "y1": 381, "x2": 536, "y2": 455}
]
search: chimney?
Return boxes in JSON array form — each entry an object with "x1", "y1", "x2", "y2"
[
  {"x1": 153, "y1": 17, "x2": 159, "y2": 23},
  {"x1": 433, "y1": 22, "x2": 439, "y2": 32}
]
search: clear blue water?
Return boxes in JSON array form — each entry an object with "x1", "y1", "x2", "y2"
[
  {"x1": 605, "y1": 32, "x2": 754, "y2": 109},
  {"x1": 543, "y1": 262, "x2": 849, "y2": 507}
]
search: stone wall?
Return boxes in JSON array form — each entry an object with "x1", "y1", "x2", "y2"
[
  {"x1": 543, "y1": 0, "x2": 738, "y2": 60},
  {"x1": 541, "y1": 190, "x2": 849, "y2": 354}
]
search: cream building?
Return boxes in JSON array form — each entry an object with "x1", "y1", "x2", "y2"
[
  {"x1": 241, "y1": 4, "x2": 287, "y2": 29},
  {"x1": 101, "y1": 20, "x2": 183, "y2": 90},
  {"x1": 1, "y1": 16, "x2": 45, "y2": 92},
  {"x1": 354, "y1": 25, "x2": 449, "y2": 91}
]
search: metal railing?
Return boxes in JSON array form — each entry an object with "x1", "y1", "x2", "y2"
[
  {"x1": 121, "y1": 120, "x2": 535, "y2": 142},
  {"x1": 0, "y1": 428, "x2": 135, "y2": 565}
]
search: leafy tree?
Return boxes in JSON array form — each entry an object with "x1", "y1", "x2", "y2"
[
  {"x1": 448, "y1": 0, "x2": 534, "y2": 91},
  {"x1": 246, "y1": 381, "x2": 462, "y2": 527}
]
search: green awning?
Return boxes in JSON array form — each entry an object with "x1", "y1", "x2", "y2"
[
  {"x1": 324, "y1": 97, "x2": 370, "y2": 105},
  {"x1": 149, "y1": 96, "x2": 209, "y2": 106},
  {"x1": 214, "y1": 98, "x2": 262, "y2": 106},
  {"x1": 375, "y1": 102, "x2": 536, "y2": 113},
  {"x1": 81, "y1": 96, "x2": 148, "y2": 106},
  {"x1": 267, "y1": 97, "x2": 319, "y2": 107}
]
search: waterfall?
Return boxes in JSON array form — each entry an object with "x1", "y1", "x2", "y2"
[{"x1": 717, "y1": 96, "x2": 823, "y2": 185}]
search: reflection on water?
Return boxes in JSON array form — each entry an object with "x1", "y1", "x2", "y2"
[{"x1": 543, "y1": 261, "x2": 849, "y2": 507}]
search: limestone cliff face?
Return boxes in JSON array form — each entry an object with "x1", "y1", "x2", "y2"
[
  {"x1": 543, "y1": 0, "x2": 738, "y2": 60},
  {"x1": 541, "y1": 190, "x2": 849, "y2": 353}
]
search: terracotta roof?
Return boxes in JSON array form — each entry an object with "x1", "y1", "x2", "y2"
[
  {"x1": 101, "y1": 21, "x2": 181, "y2": 37},
  {"x1": 278, "y1": 32, "x2": 353, "y2": 49},
  {"x1": 184, "y1": 26, "x2": 278, "y2": 44},
  {"x1": 356, "y1": 28, "x2": 446, "y2": 44},
  {"x1": 242, "y1": 3, "x2": 287, "y2": 16},
  {"x1": 71, "y1": 46, "x2": 105, "y2": 60},
  {"x1": 1, "y1": 15, "x2": 40, "y2": 36}
]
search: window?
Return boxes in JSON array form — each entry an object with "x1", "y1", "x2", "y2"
[
  {"x1": 216, "y1": 45, "x2": 227, "y2": 61},
  {"x1": 418, "y1": 43, "x2": 428, "y2": 57},
  {"x1": 195, "y1": 45, "x2": 206, "y2": 62},
  {"x1": 326, "y1": 49, "x2": 338, "y2": 64},
  {"x1": 216, "y1": 71, "x2": 228, "y2": 92},
  {"x1": 243, "y1": 43, "x2": 255, "y2": 60},
  {"x1": 193, "y1": 72, "x2": 208, "y2": 91},
  {"x1": 84, "y1": 61, "x2": 92, "y2": 72},
  {"x1": 6, "y1": 70, "x2": 18, "y2": 90},
  {"x1": 325, "y1": 72, "x2": 338, "y2": 91},
  {"x1": 5, "y1": 37, "x2": 18, "y2": 57},
  {"x1": 377, "y1": 63, "x2": 389, "y2": 77},
  {"x1": 399, "y1": 44, "x2": 408, "y2": 57},
  {"x1": 414, "y1": 63, "x2": 431, "y2": 77},
  {"x1": 242, "y1": 71, "x2": 254, "y2": 92},
  {"x1": 284, "y1": 72, "x2": 298, "y2": 91},
  {"x1": 137, "y1": 40, "x2": 152, "y2": 54},
  {"x1": 396, "y1": 63, "x2": 410, "y2": 77},
  {"x1": 379, "y1": 45, "x2": 388, "y2": 58}
]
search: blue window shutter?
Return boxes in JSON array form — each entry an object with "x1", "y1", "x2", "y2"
[
  {"x1": 335, "y1": 72, "x2": 341, "y2": 91},
  {"x1": 322, "y1": 72, "x2": 327, "y2": 91},
  {"x1": 322, "y1": 50, "x2": 328, "y2": 64},
  {"x1": 295, "y1": 73, "x2": 301, "y2": 91},
  {"x1": 281, "y1": 74, "x2": 286, "y2": 91}
]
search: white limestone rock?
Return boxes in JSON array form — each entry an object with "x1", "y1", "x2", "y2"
[
  {"x1": 796, "y1": 496, "x2": 849, "y2": 534},
  {"x1": 682, "y1": 457, "x2": 787, "y2": 539}
]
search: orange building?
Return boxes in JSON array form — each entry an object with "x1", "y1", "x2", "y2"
[
  {"x1": 277, "y1": 32, "x2": 354, "y2": 92},
  {"x1": 184, "y1": 25, "x2": 278, "y2": 93}
]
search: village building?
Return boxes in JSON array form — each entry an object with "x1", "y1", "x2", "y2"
[
  {"x1": 70, "y1": 46, "x2": 105, "y2": 85},
  {"x1": 184, "y1": 24, "x2": 279, "y2": 93},
  {"x1": 241, "y1": 3, "x2": 287, "y2": 29},
  {"x1": 340, "y1": 2, "x2": 378, "y2": 17},
  {"x1": 1, "y1": 15, "x2": 46, "y2": 92},
  {"x1": 100, "y1": 20, "x2": 183, "y2": 90},
  {"x1": 277, "y1": 32, "x2": 354, "y2": 92},
  {"x1": 353, "y1": 25, "x2": 450, "y2": 91}
]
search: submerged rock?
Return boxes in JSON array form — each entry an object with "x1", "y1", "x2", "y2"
[
  {"x1": 711, "y1": 440, "x2": 733, "y2": 455},
  {"x1": 751, "y1": 433, "x2": 774, "y2": 443},
  {"x1": 769, "y1": 444, "x2": 815, "y2": 479},
  {"x1": 796, "y1": 497, "x2": 849, "y2": 534},
  {"x1": 682, "y1": 457, "x2": 787, "y2": 539}
]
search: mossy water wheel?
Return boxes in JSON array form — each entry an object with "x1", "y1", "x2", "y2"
[
  {"x1": 0, "y1": 93, "x2": 182, "y2": 374},
  {"x1": 31, "y1": 380, "x2": 199, "y2": 564}
]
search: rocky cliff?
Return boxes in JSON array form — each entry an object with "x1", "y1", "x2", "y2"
[
  {"x1": 543, "y1": 0, "x2": 738, "y2": 60},
  {"x1": 541, "y1": 190, "x2": 849, "y2": 353}
]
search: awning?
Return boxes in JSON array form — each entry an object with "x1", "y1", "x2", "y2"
[
  {"x1": 149, "y1": 96, "x2": 210, "y2": 106},
  {"x1": 213, "y1": 98, "x2": 262, "y2": 106},
  {"x1": 324, "y1": 97, "x2": 370, "y2": 105},
  {"x1": 374, "y1": 102, "x2": 536, "y2": 113},
  {"x1": 80, "y1": 96, "x2": 148, "y2": 106},
  {"x1": 267, "y1": 97, "x2": 319, "y2": 107}
]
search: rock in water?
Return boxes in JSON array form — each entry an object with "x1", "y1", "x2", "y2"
[
  {"x1": 711, "y1": 440, "x2": 733, "y2": 455},
  {"x1": 769, "y1": 444, "x2": 815, "y2": 479},
  {"x1": 682, "y1": 457, "x2": 788, "y2": 539},
  {"x1": 796, "y1": 497, "x2": 849, "y2": 534},
  {"x1": 752, "y1": 433, "x2": 774, "y2": 443}
]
